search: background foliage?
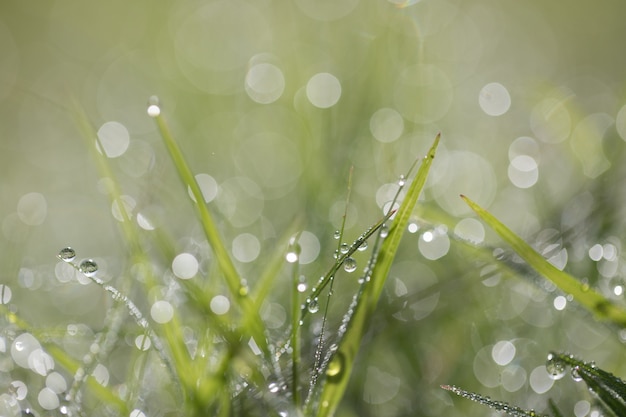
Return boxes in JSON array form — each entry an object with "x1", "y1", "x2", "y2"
[{"x1": 1, "y1": 0, "x2": 626, "y2": 416}]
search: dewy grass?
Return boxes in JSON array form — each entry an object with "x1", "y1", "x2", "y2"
[{"x1": 1, "y1": 98, "x2": 440, "y2": 416}]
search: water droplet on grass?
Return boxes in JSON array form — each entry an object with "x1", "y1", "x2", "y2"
[
  {"x1": 333, "y1": 230, "x2": 341, "y2": 240},
  {"x1": 357, "y1": 241, "x2": 368, "y2": 251},
  {"x1": 340, "y1": 243, "x2": 349, "y2": 254},
  {"x1": 343, "y1": 257, "x2": 357, "y2": 273},
  {"x1": 546, "y1": 353, "x2": 567, "y2": 380},
  {"x1": 147, "y1": 96, "x2": 160, "y2": 117},
  {"x1": 571, "y1": 366, "x2": 582, "y2": 382},
  {"x1": 58, "y1": 247, "x2": 76, "y2": 262},
  {"x1": 380, "y1": 225, "x2": 389, "y2": 238},
  {"x1": 79, "y1": 260, "x2": 98, "y2": 277},
  {"x1": 308, "y1": 298, "x2": 320, "y2": 313}
]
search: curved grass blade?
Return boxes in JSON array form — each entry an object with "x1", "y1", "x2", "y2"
[
  {"x1": 441, "y1": 385, "x2": 548, "y2": 417},
  {"x1": 313, "y1": 133, "x2": 440, "y2": 417},
  {"x1": 461, "y1": 195, "x2": 626, "y2": 327},
  {"x1": 152, "y1": 107, "x2": 269, "y2": 353}
]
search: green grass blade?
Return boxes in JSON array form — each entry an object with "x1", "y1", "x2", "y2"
[
  {"x1": 152, "y1": 110, "x2": 269, "y2": 353},
  {"x1": 313, "y1": 134, "x2": 440, "y2": 417},
  {"x1": 461, "y1": 195, "x2": 626, "y2": 327}
]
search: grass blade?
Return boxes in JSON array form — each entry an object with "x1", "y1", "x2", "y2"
[
  {"x1": 461, "y1": 195, "x2": 626, "y2": 327},
  {"x1": 313, "y1": 134, "x2": 440, "y2": 417}
]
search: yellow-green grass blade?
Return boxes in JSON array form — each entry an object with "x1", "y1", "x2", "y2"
[
  {"x1": 461, "y1": 194, "x2": 626, "y2": 327},
  {"x1": 152, "y1": 111, "x2": 269, "y2": 353},
  {"x1": 314, "y1": 134, "x2": 440, "y2": 417}
]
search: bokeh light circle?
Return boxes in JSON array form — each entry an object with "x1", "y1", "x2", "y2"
[
  {"x1": 454, "y1": 218, "x2": 485, "y2": 244},
  {"x1": 508, "y1": 155, "x2": 539, "y2": 189},
  {"x1": 245, "y1": 63, "x2": 285, "y2": 104},
  {"x1": 96, "y1": 121, "x2": 130, "y2": 158},
  {"x1": 370, "y1": 108, "x2": 404, "y2": 143},
  {"x1": 151, "y1": 300, "x2": 174, "y2": 324},
  {"x1": 172, "y1": 253, "x2": 199, "y2": 279},
  {"x1": 306, "y1": 72, "x2": 342, "y2": 108},
  {"x1": 189, "y1": 173, "x2": 218, "y2": 203},
  {"x1": 530, "y1": 98, "x2": 571, "y2": 143},
  {"x1": 479, "y1": 82, "x2": 511, "y2": 116},
  {"x1": 17, "y1": 192, "x2": 47, "y2": 226},
  {"x1": 232, "y1": 233, "x2": 261, "y2": 263},
  {"x1": 210, "y1": 295, "x2": 231, "y2": 315}
]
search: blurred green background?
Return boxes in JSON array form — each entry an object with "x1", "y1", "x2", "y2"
[{"x1": 2, "y1": 0, "x2": 626, "y2": 416}]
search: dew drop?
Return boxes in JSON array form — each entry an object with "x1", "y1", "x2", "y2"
[
  {"x1": 268, "y1": 381, "x2": 280, "y2": 393},
  {"x1": 571, "y1": 366, "x2": 583, "y2": 382},
  {"x1": 397, "y1": 175, "x2": 406, "y2": 186},
  {"x1": 79, "y1": 259, "x2": 98, "y2": 277},
  {"x1": 340, "y1": 243, "x2": 349, "y2": 254},
  {"x1": 58, "y1": 247, "x2": 76, "y2": 262},
  {"x1": 147, "y1": 96, "x2": 161, "y2": 117},
  {"x1": 333, "y1": 230, "x2": 341, "y2": 240},
  {"x1": 326, "y1": 354, "x2": 343, "y2": 378},
  {"x1": 343, "y1": 257, "x2": 357, "y2": 273},
  {"x1": 308, "y1": 298, "x2": 320, "y2": 314},
  {"x1": 286, "y1": 243, "x2": 301, "y2": 263},
  {"x1": 357, "y1": 241, "x2": 368, "y2": 251},
  {"x1": 297, "y1": 282, "x2": 307, "y2": 293},
  {"x1": 545, "y1": 353, "x2": 567, "y2": 380},
  {"x1": 380, "y1": 225, "x2": 389, "y2": 238},
  {"x1": 333, "y1": 250, "x2": 339, "y2": 259}
]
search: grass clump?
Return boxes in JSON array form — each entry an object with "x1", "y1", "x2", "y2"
[{"x1": 0, "y1": 99, "x2": 440, "y2": 417}]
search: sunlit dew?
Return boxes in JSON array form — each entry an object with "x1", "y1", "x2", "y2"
[
  {"x1": 297, "y1": 282, "x2": 307, "y2": 293},
  {"x1": 150, "y1": 300, "x2": 174, "y2": 324},
  {"x1": 147, "y1": 104, "x2": 160, "y2": 117},
  {"x1": 508, "y1": 155, "x2": 539, "y2": 189},
  {"x1": 45, "y1": 372, "x2": 67, "y2": 394},
  {"x1": 545, "y1": 353, "x2": 566, "y2": 380},
  {"x1": 298, "y1": 231, "x2": 321, "y2": 264},
  {"x1": 479, "y1": 82, "x2": 511, "y2": 116},
  {"x1": 111, "y1": 195, "x2": 136, "y2": 222},
  {"x1": 232, "y1": 233, "x2": 261, "y2": 263},
  {"x1": 96, "y1": 121, "x2": 130, "y2": 158},
  {"x1": 79, "y1": 259, "x2": 98, "y2": 277},
  {"x1": 0, "y1": 285, "x2": 12, "y2": 304},
  {"x1": 245, "y1": 63, "x2": 285, "y2": 104},
  {"x1": 172, "y1": 253, "x2": 199, "y2": 279},
  {"x1": 58, "y1": 247, "x2": 76, "y2": 262},
  {"x1": 307, "y1": 298, "x2": 320, "y2": 314},
  {"x1": 454, "y1": 218, "x2": 485, "y2": 244},
  {"x1": 418, "y1": 229, "x2": 450, "y2": 260},
  {"x1": 92, "y1": 364, "x2": 109, "y2": 386},
  {"x1": 130, "y1": 410, "x2": 147, "y2": 417},
  {"x1": 343, "y1": 257, "x2": 357, "y2": 273},
  {"x1": 529, "y1": 365, "x2": 554, "y2": 394},
  {"x1": 189, "y1": 173, "x2": 218, "y2": 203},
  {"x1": 407, "y1": 223, "x2": 419, "y2": 234},
  {"x1": 501, "y1": 365, "x2": 527, "y2": 393},
  {"x1": 393, "y1": 64, "x2": 453, "y2": 123},
  {"x1": 370, "y1": 108, "x2": 404, "y2": 143},
  {"x1": 616, "y1": 104, "x2": 626, "y2": 141},
  {"x1": 38, "y1": 387, "x2": 59, "y2": 410},
  {"x1": 614, "y1": 285, "x2": 623, "y2": 296},
  {"x1": 530, "y1": 98, "x2": 571, "y2": 144},
  {"x1": 134, "y1": 334, "x2": 151, "y2": 351},
  {"x1": 17, "y1": 192, "x2": 47, "y2": 226},
  {"x1": 553, "y1": 295, "x2": 567, "y2": 311},
  {"x1": 491, "y1": 340, "x2": 516, "y2": 366},
  {"x1": 306, "y1": 72, "x2": 342, "y2": 108}
]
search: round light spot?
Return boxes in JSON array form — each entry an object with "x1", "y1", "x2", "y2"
[
  {"x1": 245, "y1": 63, "x2": 285, "y2": 104},
  {"x1": 0, "y1": 285, "x2": 12, "y2": 304},
  {"x1": 479, "y1": 82, "x2": 511, "y2": 116},
  {"x1": 529, "y1": 365, "x2": 554, "y2": 394},
  {"x1": 553, "y1": 295, "x2": 567, "y2": 311},
  {"x1": 530, "y1": 98, "x2": 571, "y2": 144},
  {"x1": 454, "y1": 218, "x2": 485, "y2": 244},
  {"x1": 232, "y1": 233, "x2": 261, "y2": 263},
  {"x1": 298, "y1": 231, "x2": 321, "y2": 264},
  {"x1": 45, "y1": 372, "x2": 67, "y2": 394},
  {"x1": 147, "y1": 105, "x2": 160, "y2": 117},
  {"x1": 491, "y1": 340, "x2": 515, "y2": 366},
  {"x1": 189, "y1": 174, "x2": 218, "y2": 203},
  {"x1": 111, "y1": 195, "x2": 136, "y2": 222},
  {"x1": 29, "y1": 349, "x2": 55, "y2": 376},
  {"x1": 150, "y1": 300, "x2": 174, "y2": 324},
  {"x1": 92, "y1": 364, "x2": 109, "y2": 386},
  {"x1": 501, "y1": 365, "x2": 527, "y2": 392},
  {"x1": 11, "y1": 333, "x2": 41, "y2": 369},
  {"x1": 508, "y1": 155, "x2": 539, "y2": 189},
  {"x1": 370, "y1": 108, "x2": 404, "y2": 143},
  {"x1": 473, "y1": 345, "x2": 500, "y2": 388},
  {"x1": 509, "y1": 136, "x2": 540, "y2": 161},
  {"x1": 38, "y1": 387, "x2": 59, "y2": 410},
  {"x1": 418, "y1": 229, "x2": 450, "y2": 260},
  {"x1": 210, "y1": 295, "x2": 230, "y2": 315},
  {"x1": 134, "y1": 334, "x2": 151, "y2": 351},
  {"x1": 130, "y1": 410, "x2": 147, "y2": 417},
  {"x1": 574, "y1": 400, "x2": 591, "y2": 417},
  {"x1": 306, "y1": 73, "x2": 341, "y2": 108},
  {"x1": 393, "y1": 64, "x2": 453, "y2": 123},
  {"x1": 172, "y1": 253, "x2": 199, "y2": 279},
  {"x1": 97, "y1": 121, "x2": 130, "y2": 158},
  {"x1": 17, "y1": 192, "x2": 47, "y2": 226},
  {"x1": 363, "y1": 366, "x2": 401, "y2": 404}
]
